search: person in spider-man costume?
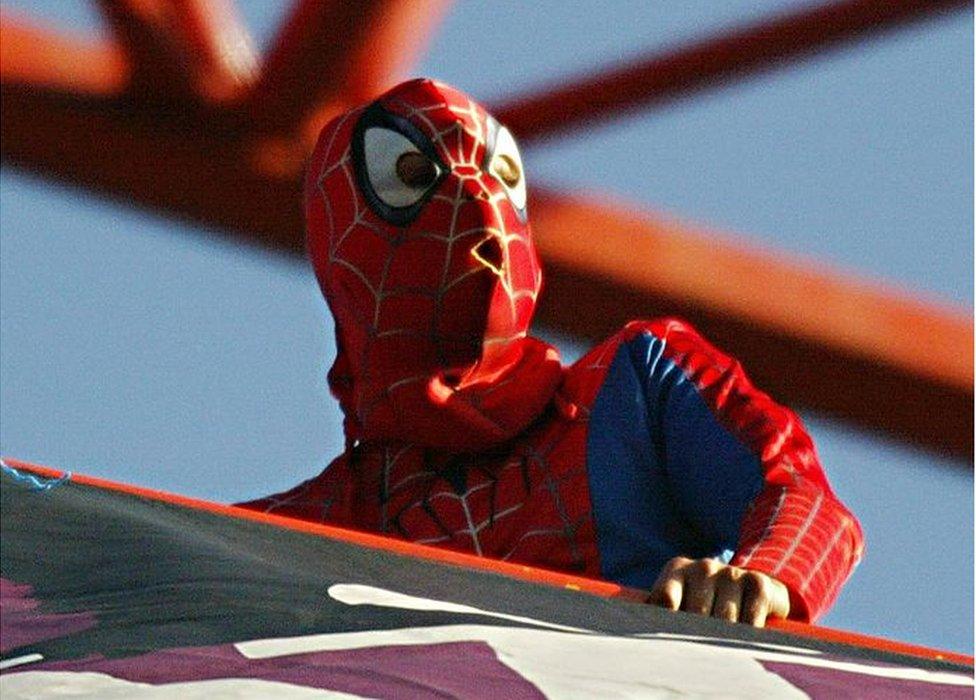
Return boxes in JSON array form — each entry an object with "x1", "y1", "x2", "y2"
[{"x1": 240, "y1": 78, "x2": 864, "y2": 626}]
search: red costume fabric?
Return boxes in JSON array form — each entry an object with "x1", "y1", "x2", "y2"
[{"x1": 240, "y1": 79, "x2": 864, "y2": 622}]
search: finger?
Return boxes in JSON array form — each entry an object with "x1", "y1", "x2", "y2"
[
  {"x1": 650, "y1": 576, "x2": 684, "y2": 611},
  {"x1": 680, "y1": 558, "x2": 721, "y2": 616},
  {"x1": 711, "y1": 568, "x2": 744, "y2": 622},
  {"x1": 741, "y1": 572, "x2": 774, "y2": 627},
  {"x1": 767, "y1": 579, "x2": 791, "y2": 622},
  {"x1": 647, "y1": 557, "x2": 689, "y2": 611}
]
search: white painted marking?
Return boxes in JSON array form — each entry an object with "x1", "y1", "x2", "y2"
[
  {"x1": 232, "y1": 584, "x2": 972, "y2": 698},
  {"x1": 634, "y1": 632, "x2": 821, "y2": 655},
  {"x1": 238, "y1": 624, "x2": 810, "y2": 699},
  {"x1": 326, "y1": 583, "x2": 589, "y2": 633},
  {"x1": 0, "y1": 672, "x2": 365, "y2": 699},
  {"x1": 0, "y1": 653, "x2": 43, "y2": 671}
]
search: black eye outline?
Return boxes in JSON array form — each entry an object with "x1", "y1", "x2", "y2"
[
  {"x1": 482, "y1": 115, "x2": 528, "y2": 222},
  {"x1": 482, "y1": 115, "x2": 500, "y2": 172},
  {"x1": 352, "y1": 102, "x2": 448, "y2": 227}
]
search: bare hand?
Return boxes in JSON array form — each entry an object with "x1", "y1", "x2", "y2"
[{"x1": 647, "y1": 556, "x2": 790, "y2": 627}]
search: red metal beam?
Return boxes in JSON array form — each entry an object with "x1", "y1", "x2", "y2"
[
  {"x1": 0, "y1": 86, "x2": 299, "y2": 250},
  {"x1": 95, "y1": 0, "x2": 257, "y2": 104},
  {"x1": 493, "y1": 0, "x2": 971, "y2": 142},
  {"x1": 247, "y1": 0, "x2": 452, "y2": 135},
  {"x1": 0, "y1": 11, "x2": 128, "y2": 95}
]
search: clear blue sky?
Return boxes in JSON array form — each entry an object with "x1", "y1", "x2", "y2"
[{"x1": 1, "y1": 1, "x2": 972, "y2": 652}]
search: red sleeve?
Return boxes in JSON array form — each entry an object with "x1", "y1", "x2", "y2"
[{"x1": 625, "y1": 319, "x2": 865, "y2": 622}]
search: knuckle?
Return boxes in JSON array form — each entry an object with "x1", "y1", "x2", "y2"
[
  {"x1": 657, "y1": 584, "x2": 681, "y2": 611},
  {"x1": 717, "y1": 565, "x2": 741, "y2": 583},
  {"x1": 744, "y1": 570, "x2": 771, "y2": 594},
  {"x1": 742, "y1": 603, "x2": 764, "y2": 625},
  {"x1": 715, "y1": 602, "x2": 738, "y2": 622},
  {"x1": 650, "y1": 572, "x2": 670, "y2": 592},
  {"x1": 660, "y1": 557, "x2": 688, "y2": 578},
  {"x1": 748, "y1": 593, "x2": 769, "y2": 612},
  {"x1": 691, "y1": 558, "x2": 721, "y2": 577},
  {"x1": 755, "y1": 578, "x2": 774, "y2": 599}
]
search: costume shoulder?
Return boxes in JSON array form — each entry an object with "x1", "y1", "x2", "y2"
[
  {"x1": 566, "y1": 317, "x2": 864, "y2": 622},
  {"x1": 235, "y1": 453, "x2": 356, "y2": 527},
  {"x1": 558, "y1": 319, "x2": 675, "y2": 411}
]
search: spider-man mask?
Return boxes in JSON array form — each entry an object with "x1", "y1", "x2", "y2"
[{"x1": 306, "y1": 79, "x2": 563, "y2": 451}]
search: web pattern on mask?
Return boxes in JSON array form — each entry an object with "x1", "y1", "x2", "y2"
[{"x1": 314, "y1": 92, "x2": 542, "y2": 427}]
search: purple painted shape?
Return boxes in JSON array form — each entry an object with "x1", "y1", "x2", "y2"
[
  {"x1": 19, "y1": 640, "x2": 545, "y2": 698},
  {"x1": 0, "y1": 578, "x2": 96, "y2": 653},
  {"x1": 762, "y1": 661, "x2": 973, "y2": 699}
]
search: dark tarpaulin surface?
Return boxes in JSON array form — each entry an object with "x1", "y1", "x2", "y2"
[{"x1": 0, "y1": 465, "x2": 971, "y2": 698}]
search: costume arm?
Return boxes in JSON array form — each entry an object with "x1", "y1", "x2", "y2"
[{"x1": 624, "y1": 318, "x2": 864, "y2": 622}]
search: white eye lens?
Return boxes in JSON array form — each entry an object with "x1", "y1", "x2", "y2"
[
  {"x1": 363, "y1": 127, "x2": 440, "y2": 208},
  {"x1": 489, "y1": 126, "x2": 527, "y2": 211}
]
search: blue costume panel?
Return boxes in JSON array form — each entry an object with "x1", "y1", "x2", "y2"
[{"x1": 587, "y1": 331, "x2": 763, "y2": 588}]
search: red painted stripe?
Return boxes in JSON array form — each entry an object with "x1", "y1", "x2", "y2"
[
  {"x1": 769, "y1": 618, "x2": 974, "y2": 668},
  {"x1": 3, "y1": 457, "x2": 971, "y2": 667}
]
